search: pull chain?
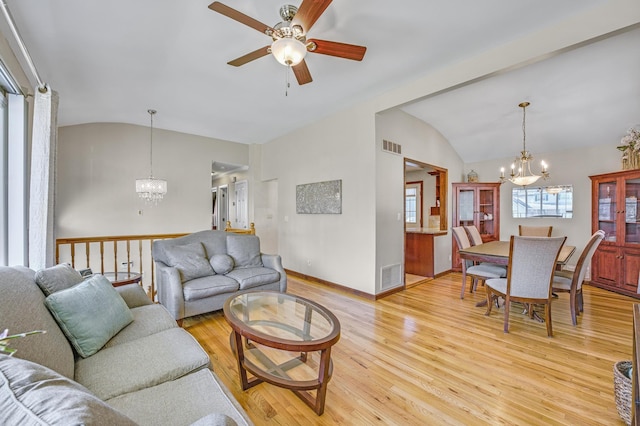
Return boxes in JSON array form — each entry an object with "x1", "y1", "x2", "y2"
[{"x1": 285, "y1": 65, "x2": 291, "y2": 97}]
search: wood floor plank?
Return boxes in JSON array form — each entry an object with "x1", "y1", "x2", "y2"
[{"x1": 185, "y1": 273, "x2": 633, "y2": 425}]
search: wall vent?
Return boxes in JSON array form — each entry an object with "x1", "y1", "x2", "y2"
[
  {"x1": 382, "y1": 139, "x2": 402, "y2": 155},
  {"x1": 381, "y1": 263, "x2": 402, "y2": 290}
]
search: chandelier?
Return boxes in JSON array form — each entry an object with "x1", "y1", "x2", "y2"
[
  {"x1": 135, "y1": 109, "x2": 167, "y2": 204},
  {"x1": 500, "y1": 102, "x2": 549, "y2": 186}
]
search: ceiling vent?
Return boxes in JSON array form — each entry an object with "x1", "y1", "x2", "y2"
[{"x1": 382, "y1": 139, "x2": 401, "y2": 155}]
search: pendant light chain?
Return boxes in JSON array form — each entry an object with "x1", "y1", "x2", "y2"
[
  {"x1": 521, "y1": 103, "x2": 527, "y2": 153},
  {"x1": 148, "y1": 109, "x2": 156, "y2": 177}
]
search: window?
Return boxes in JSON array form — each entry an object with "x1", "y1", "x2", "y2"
[
  {"x1": 0, "y1": 57, "x2": 27, "y2": 266},
  {"x1": 512, "y1": 185, "x2": 573, "y2": 218},
  {"x1": 405, "y1": 186, "x2": 418, "y2": 224}
]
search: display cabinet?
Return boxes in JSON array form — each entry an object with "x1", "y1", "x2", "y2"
[
  {"x1": 590, "y1": 169, "x2": 640, "y2": 297},
  {"x1": 451, "y1": 182, "x2": 501, "y2": 272}
]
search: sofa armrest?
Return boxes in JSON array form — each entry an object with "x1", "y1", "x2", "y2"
[
  {"x1": 261, "y1": 254, "x2": 287, "y2": 293},
  {"x1": 115, "y1": 283, "x2": 153, "y2": 308},
  {"x1": 155, "y1": 262, "x2": 186, "y2": 321}
]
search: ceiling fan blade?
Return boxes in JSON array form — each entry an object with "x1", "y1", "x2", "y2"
[
  {"x1": 208, "y1": 2, "x2": 273, "y2": 35},
  {"x1": 307, "y1": 39, "x2": 367, "y2": 61},
  {"x1": 292, "y1": 0, "x2": 332, "y2": 32},
  {"x1": 227, "y1": 46, "x2": 271, "y2": 67},
  {"x1": 292, "y1": 60, "x2": 313, "y2": 85}
]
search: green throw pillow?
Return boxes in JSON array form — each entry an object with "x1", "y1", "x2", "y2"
[
  {"x1": 45, "y1": 274, "x2": 134, "y2": 358},
  {"x1": 0, "y1": 354, "x2": 137, "y2": 425}
]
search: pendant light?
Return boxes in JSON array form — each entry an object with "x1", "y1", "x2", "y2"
[{"x1": 135, "y1": 109, "x2": 167, "y2": 204}]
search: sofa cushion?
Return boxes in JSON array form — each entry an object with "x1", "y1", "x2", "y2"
[
  {"x1": 75, "y1": 327, "x2": 210, "y2": 400},
  {"x1": 0, "y1": 266, "x2": 75, "y2": 379},
  {"x1": 107, "y1": 368, "x2": 250, "y2": 426},
  {"x1": 183, "y1": 275, "x2": 240, "y2": 302},
  {"x1": 0, "y1": 354, "x2": 137, "y2": 425},
  {"x1": 35, "y1": 263, "x2": 84, "y2": 296},
  {"x1": 210, "y1": 254, "x2": 235, "y2": 275},
  {"x1": 225, "y1": 267, "x2": 280, "y2": 290},
  {"x1": 227, "y1": 234, "x2": 263, "y2": 268},
  {"x1": 102, "y1": 304, "x2": 177, "y2": 349},
  {"x1": 44, "y1": 274, "x2": 134, "y2": 358},
  {"x1": 165, "y1": 242, "x2": 215, "y2": 282}
]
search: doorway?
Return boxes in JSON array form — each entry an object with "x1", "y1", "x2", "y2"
[
  {"x1": 404, "y1": 158, "x2": 448, "y2": 286},
  {"x1": 211, "y1": 187, "x2": 217, "y2": 229},
  {"x1": 218, "y1": 185, "x2": 228, "y2": 230}
]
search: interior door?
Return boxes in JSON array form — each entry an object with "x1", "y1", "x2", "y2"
[{"x1": 235, "y1": 180, "x2": 248, "y2": 229}]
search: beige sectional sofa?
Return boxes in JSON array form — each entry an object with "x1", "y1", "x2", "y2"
[{"x1": 0, "y1": 264, "x2": 253, "y2": 425}]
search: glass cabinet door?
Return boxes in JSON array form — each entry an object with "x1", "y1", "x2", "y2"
[
  {"x1": 458, "y1": 189, "x2": 474, "y2": 227},
  {"x1": 597, "y1": 180, "x2": 617, "y2": 242},
  {"x1": 624, "y1": 177, "x2": 640, "y2": 245},
  {"x1": 478, "y1": 188, "x2": 495, "y2": 236}
]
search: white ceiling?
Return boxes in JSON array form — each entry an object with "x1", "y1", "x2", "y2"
[
  {"x1": 400, "y1": 26, "x2": 640, "y2": 163},
  {"x1": 2, "y1": 0, "x2": 637, "y2": 163}
]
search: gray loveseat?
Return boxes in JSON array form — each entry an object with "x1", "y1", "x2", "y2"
[
  {"x1": 152, "y1": 230, "x2": 287, "y2": 323},
  {"x1": 0, "y1": 264, "x2": 253, "y2": 425}
]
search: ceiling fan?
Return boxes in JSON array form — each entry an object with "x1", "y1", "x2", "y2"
[{"x1": 208, "y1": 1, "x2": 367, "y2": 85}]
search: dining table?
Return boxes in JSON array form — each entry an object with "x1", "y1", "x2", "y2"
[
  {"x1": 458, "y1": 240, "x2": 576, "y2": 308},
  {"x1": 458, "y1": 240, "x2": 575, "y2": 267}
]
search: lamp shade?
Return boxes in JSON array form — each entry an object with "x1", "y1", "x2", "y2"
[
  {"x1": 271, "y1": 37, "x2": 307, "y2": 66},
  {"x1": 135, "y1": 177, "x2": 167, "y2": 204}
]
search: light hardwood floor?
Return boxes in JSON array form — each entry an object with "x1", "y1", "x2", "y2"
[{"x1": 185, "y1": 274, "x2": 634, "y2": 425}]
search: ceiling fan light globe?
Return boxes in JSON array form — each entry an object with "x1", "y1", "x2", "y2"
[{"x1": 271, "y1": 37, "x2": 307, "y2": 66}]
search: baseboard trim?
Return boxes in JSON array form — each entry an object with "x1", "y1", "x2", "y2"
[
  {"x1": 435, "y1": 269, "x2": 453, "y2": 279},
  {"x1": 285, "y1": 269, "x2": 451, "y2": 301},
  {"x1": 285, "y1": 269, "x2": 376, "y2": 301}
]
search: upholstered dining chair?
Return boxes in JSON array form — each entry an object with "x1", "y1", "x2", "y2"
[
  {"x1": 485, "y1": 235, "x2": 566, "y2": 336},
  {"x1": 452, "y1": 226, "x2": 507, "y2": 299},
  {"x1": 552, "y1": 230, "x2": 605, "y2": 325},
  {"x1": 518, "y1": 225, "x2": 553, "y2": 237},
  {"x1": 464, "y1": 225, "x2": 484, "y2": 246}
]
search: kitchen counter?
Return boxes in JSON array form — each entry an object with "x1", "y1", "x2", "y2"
[
  {"x1": 405, "y1": 228, "x2": 447, "y2": 277},
  {"x1": 406, "y1": 227, "x2": 447, "y2": 235}
]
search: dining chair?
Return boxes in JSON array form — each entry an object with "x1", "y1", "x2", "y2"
[
  {"x1": 518, "y1": 225, "x2": 553, "y2": 237},
  {"x1": 485, "y1": 235, "x2": 566, "y2": 336},
  {"x1": 452, "y1": 226, "x2": 507, "y2": 299},
  {"x1": 464, "y1": 225, "x2": 484, "y2": 246},
  {"x1": 552, "y1": 230, "x2": 605, "y2": 325}
]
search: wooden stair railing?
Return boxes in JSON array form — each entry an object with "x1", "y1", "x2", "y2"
[
  {"x1": 224, "y1": 221, "x2": 255, "y2": 235},
  {"x1": 55, "y1": 233, "x2": 188, "y2": 300}
]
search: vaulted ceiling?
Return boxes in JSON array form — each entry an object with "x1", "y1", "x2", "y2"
[{"x1": 1, "y1": 0, "x2": 638, "y2": 163}]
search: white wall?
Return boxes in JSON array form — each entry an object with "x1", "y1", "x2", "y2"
[
  {"x1": 466, "y1": 142, "x2": 622, "y2": 267},
  {"x1": 376, "y1": 109, "x2": 464, "y2": 283},
  {"x1": 260, "y1": 105, "x2": 377, "y2": 293},
  {"x1": 56, "y1": 123, "x2": 250, "y2": 237}
]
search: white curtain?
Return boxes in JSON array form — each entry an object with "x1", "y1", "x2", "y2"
[{"x1": 29, "y1": 86, "x2": 59, "y2": 270}]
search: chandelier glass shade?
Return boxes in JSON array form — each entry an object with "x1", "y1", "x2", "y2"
[
  {"x1": 271, "y1": 37, "x2": 307, "y2": 66},
  {"x1": 136, "y1": 109, "x2": 167, "y2": 204},
  {"x1": 500, "y1": 102, "x2": 549, "y2": 186}
]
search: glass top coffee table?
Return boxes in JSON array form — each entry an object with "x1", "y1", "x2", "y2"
[{"x1": 223, "y1": 291, "x2": 340, "y2": 415}]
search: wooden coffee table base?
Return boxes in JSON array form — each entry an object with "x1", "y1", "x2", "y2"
[{"x1": 230, "y1": 331, "x2": 334, "y2": 415}]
